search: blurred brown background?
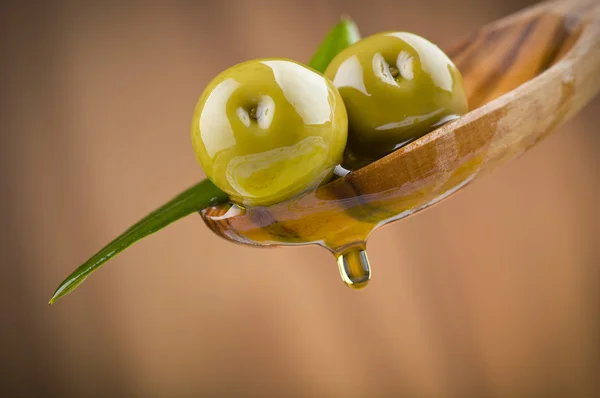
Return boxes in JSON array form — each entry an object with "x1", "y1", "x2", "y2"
[{"x1": 1, "y1": 0, "x2": 599, "y2": 397}]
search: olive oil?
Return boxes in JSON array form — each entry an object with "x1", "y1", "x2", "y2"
[{"x1": 336, "y1": 245, "x2": 371, "y2": 289}]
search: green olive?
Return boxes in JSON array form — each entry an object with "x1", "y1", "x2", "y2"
[
  {"x1": 191, "y1": 59, "x2": 348, "y2": 206},
  {"x1": 324, "y1": 32, "x2": 468, "y2": 168}
]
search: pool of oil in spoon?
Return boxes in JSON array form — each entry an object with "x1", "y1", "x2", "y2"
[{"x1": 201, "y1": 153, "x2": 483, "y2": 290}]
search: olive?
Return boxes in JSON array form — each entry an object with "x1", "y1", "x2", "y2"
[
  {"x1": 324, "y1": 32, "x2": 468, "y2": 168},
  {"x1": 191, "y1": 59, "x2": 348, "y2": 206}
]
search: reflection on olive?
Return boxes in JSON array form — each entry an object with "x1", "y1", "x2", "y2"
[
  {"x1": 191, "y1": 59, "x2": 348, "y2": 206},
  {"x1": 325, "y1": 32, "x2": 468, "y2": 169}
]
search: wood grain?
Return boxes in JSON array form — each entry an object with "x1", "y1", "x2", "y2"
[{"x1": 202, "y1": 0, "x2": 600, "y2": 253}]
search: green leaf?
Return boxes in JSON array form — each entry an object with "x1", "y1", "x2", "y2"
[
  {"x1": 49, "y1": 179, "x2": 227, "y2": 304},
  {"x1": 309, "y1": 17, "x2": 361, "y2": 73},
  {"x1": 49, "y1": 16, "x2": 361, "y2": 304}
]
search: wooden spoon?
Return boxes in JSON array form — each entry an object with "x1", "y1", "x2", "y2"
[{"x1": 202, "y1": 0, "x2": 600, "y2": 288}]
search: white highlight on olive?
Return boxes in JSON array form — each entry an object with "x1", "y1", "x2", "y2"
[
  {"x1": 225, "y1": 136, "x2": 327, "y2": 200},
  {"x1": 372, "y1": 53, "x2": 397, "y2": 86},
  {"x1": 332, "y1": 55, "x2": 369, "y2": 95},
  {"x1": 236, "y1": 107, "x2": 250, "y2": 128},
  {"x1": 199, "y1": 78, "x2": 240, "y2": 158},
  {"x1": 396, "y1": 50, "x2": 414, "y2": 80},
  {"x1": 387, "y1": 32, "x2": 454, "y2": 92},
  {"x1": 262, "y1": 60, "x2": 331, "y2": 125},
  {"x1": 375, "y1": 109, "x2": 443, "y2": 130},
  {"x1": 256, "y1": 95, "x2": 275, "y2": 129}
]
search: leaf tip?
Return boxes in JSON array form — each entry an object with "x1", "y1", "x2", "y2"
[
  {"x1": 48, "y1": 287, "x2": 65, "y2": 305},
  {"x1": 48, "y1": 274, "x2": 89, "y2": 306}
]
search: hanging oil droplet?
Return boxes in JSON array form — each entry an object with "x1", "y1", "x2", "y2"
[{"x1": 336, "y1": 246, "x2": 371, "y2": 290}]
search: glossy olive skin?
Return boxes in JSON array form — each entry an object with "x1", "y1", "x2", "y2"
[
  {"x1": 325, "y1": 32, "x2": 468, "y2": 167},
  {"x1": 191, "y1": 59, "x2": 348, "y2": 206}
]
